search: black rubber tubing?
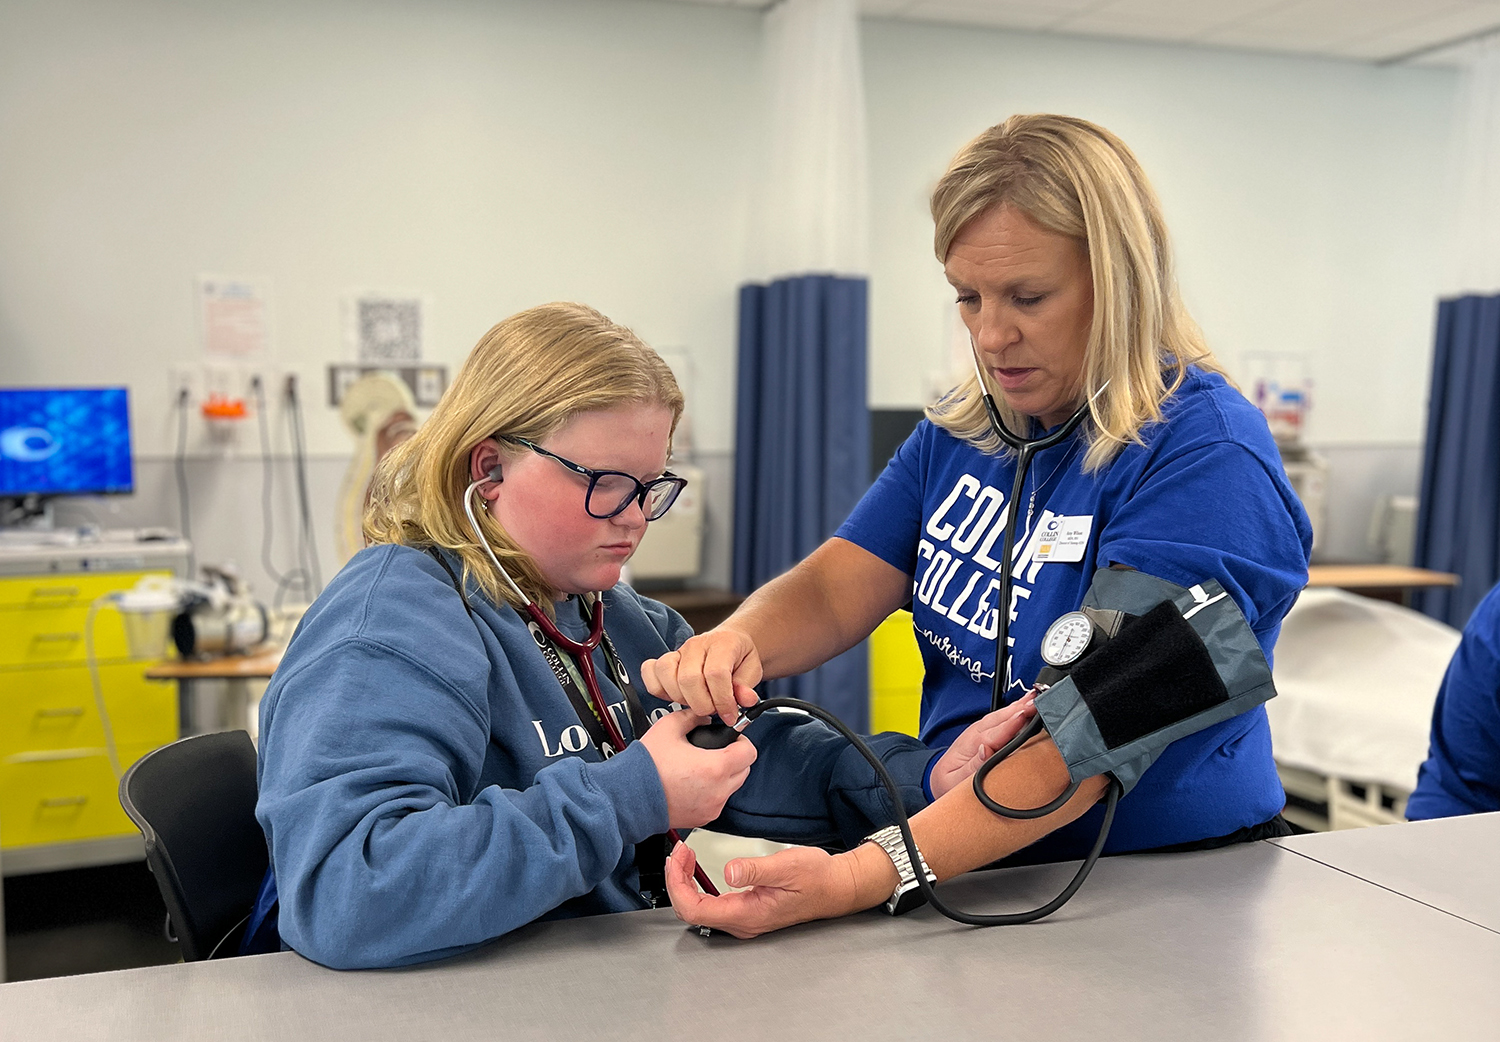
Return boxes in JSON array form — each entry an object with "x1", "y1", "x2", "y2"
[{"x1": 735, "y1": 697, "x2": 1121, "y2": 927}]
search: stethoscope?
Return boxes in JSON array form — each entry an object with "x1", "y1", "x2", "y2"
[
  {"x1": 461, "y1": 468, "x2": 722, "y2": 897},
  {"x1": 937, "y1": 346, "x2": 1124, "y2": 924},
  {"x1": 967, "y1": 348, "x2": 1107, "y2": 714}
]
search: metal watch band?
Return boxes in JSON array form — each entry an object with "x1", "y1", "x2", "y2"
[{"x1": 866, "y1": 825, "x2": 936, "y2": 916}]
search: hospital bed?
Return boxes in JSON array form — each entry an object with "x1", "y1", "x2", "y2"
[{"x1": 1268, "y1": 588, "x2": 1460, "y2": 829}]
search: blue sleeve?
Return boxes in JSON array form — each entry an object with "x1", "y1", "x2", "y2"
[
  {"x1": 836, "y1": 422, "x2": 928, "y2": 577},
  {"x1": 258, "y1": 637, "x2": 667, "y2": 970},
  {"x1": 1096, "y1": 442, "x2": 1311, "y2": 656},
  {"x1": 1408, "y1": 587, "x2": 1500, "y2": 819},
  {"x1": 712, "y1": 711, "x2": 935, "y2": 849}
]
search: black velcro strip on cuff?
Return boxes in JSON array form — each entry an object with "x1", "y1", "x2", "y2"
[{"x1": 1068, "y1": 600, "x2": 1230, "y2": 750}]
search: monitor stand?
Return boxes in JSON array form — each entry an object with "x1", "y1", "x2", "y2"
[{"x1": 0, "y1": 495, "x2": 55, "y2": 531}]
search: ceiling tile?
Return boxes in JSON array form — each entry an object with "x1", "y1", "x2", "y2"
[
  {"x1": 1330, "y1": 35, "x2": 1425, "y2": 60},
  {"x1": 1053, "y1": 14, "x2": 1220, "y2": 42},
  {"x1": 658, "y1": 0, "x2": 762, "y2": 7},
  {"x1": 861, "y1": 0, "x2": 922, "y2": 15},
  {"x1": 666, "y1": 0, "x2": 1500, "y2": 63},
  {"x1": 1059, "y1": 7, "x2": 1242, "y2": 41},
  {"x1": 1201, "y1": 0, "x2": 1464, "y2": 48},
  {"x1": 1346, "y1": 3, "x2": 1500, "y2": 61},
  {"x1": 900, "y1": 0, "x2": 1095, "y2": 32},
  {"x1": 1081, "y1": 0, "x2": 1284, "y2": 27}
]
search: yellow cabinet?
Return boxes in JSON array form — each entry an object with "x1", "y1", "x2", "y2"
[
  {"x1": 0, "y1": 663, "x2": 177, "y2": 753},
  {"x1": 869, "y1": 609, "x2": 924, "y2": 737},
  {"x1": 0, "y1": 573, "x2": 150, "y2": 610},
  {"x1": 0, "y1": 743, "x2": 158, "y2": 848},
  {"x1": 0, "y1": 567, "x2": 180, "y2": 852}
]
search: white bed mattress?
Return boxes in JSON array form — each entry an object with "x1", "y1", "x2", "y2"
[{"x1": 1267, "y1": 588, "x2": 1461, "y2": 791}]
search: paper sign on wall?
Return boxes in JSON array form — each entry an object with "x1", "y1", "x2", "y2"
[{"x1": 197, "y1": 276, "x2": 271, "y2": 360}]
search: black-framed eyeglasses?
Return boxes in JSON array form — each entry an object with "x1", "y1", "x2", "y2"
[{"x1": 503, "y1": 436, "x2": 688, "y2": 521}]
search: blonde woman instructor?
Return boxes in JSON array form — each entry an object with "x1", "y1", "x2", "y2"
[
  {"x1": 646, "y1": 115, "x2": 1313, "y2": 938},
  {"x1": 250, "y1": 304, "x2": 767, "y2": 969}
]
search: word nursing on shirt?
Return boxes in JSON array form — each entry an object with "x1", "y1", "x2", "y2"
[{"x1": 913, "y1": 472, "x2": 1072, "y2": 691}]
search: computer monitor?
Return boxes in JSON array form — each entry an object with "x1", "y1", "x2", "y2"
[{"x1": 0, "y1": 386, "x2": 134, "y2": 499}]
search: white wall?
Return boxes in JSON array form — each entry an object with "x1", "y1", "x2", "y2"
[
  {"x1": 0, "y1": 0, "x2": 760, "y2": 458},
  {"x1": 0, "y1": 0, "x2": 1464, "y2": 585},
  {"x1": 862, "y1": 19, "x2": 1458, "y2": 452},
  {"x1": 0, "y1": 0, "x2": 759, "y2": 592}
]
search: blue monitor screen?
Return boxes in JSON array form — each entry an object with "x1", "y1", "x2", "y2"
[{"x1": 0, "y1": 387, "x2": 134, "y2": 497}]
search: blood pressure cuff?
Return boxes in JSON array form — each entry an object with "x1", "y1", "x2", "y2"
[{"x1": 1032, "y1": 567, "x2": 1277, "y2": 795}]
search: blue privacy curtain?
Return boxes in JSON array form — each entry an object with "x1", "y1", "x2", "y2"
[
  {"x1": 733, "y1": 274, "x2": 870, "y2": 729},
  {"x1": 1413, "y1": 294, "x2": 1500, "y2": 628}
]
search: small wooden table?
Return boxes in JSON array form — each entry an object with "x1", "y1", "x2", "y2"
[
  {"x1": 1306, "y1": 564, "x2": 1458, "y2": 605},
  {"x1": 145, "y1": 647, "x2": 282, "y2": 736}
]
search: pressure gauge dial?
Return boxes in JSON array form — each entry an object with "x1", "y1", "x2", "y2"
[{"x1": 1041, "y1": 611, "x2": 1096, "y2": 667}]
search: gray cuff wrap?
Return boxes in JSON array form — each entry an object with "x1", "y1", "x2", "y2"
[{"x1": 1032, "y1": 567, "x2": 1278, "y2": 795}]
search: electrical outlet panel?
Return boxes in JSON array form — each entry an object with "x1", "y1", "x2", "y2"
[{"x1": 169, "y1": 367, "x2": 201, "y2": 406}]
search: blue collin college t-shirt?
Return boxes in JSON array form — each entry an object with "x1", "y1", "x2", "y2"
[{"x1": 838, "y1": 368, "x2": 1312, "y2": 857}]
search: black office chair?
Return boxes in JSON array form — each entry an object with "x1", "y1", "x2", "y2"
[{"x1": 118, "y1": 730, "x2": 268, "y2": 961}]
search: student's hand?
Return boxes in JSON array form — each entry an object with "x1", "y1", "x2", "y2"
[
  {"x1": 639, "y1": 708, "x2": 757, "y2": 830},
  {"x1": 640, "y1": 628, "x2": 762, "y2": 725},
  {"x1": 927, "y1": 693, "x2": 1039, "y2": 800},
  {"x1": 664, "y1": 839, "x2": 898, "y2": 939}
]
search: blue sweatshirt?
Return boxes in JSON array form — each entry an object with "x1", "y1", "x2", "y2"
[
  {"x1": 256, "y1": 545, "x2": 924, "y2": 969},
  {"x1": 1408, "y1": 580, "x2": 1500, "y2": 819}
]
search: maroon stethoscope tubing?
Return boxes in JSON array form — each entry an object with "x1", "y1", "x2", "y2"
[{"x1": 524, "y1": 598, "x2": 722, "y2": 898}]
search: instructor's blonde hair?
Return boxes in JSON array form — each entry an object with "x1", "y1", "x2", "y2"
[
  {"x1": 364, "y1": 302, "x2": 684, "y2": 612},
  {"x1": 928, "y1": 113, "x2": 1225, "y2": 472}
]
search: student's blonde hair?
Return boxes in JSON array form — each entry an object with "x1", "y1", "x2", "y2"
[
  {"x1": 364, "y1": 302, "x2": 684, "y2": 612},
  {"x1": 927, "y1": 113, "x2": 1225, "y2": 472}
]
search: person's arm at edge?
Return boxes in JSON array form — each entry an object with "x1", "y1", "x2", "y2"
[{"x1": 1408, "y1": 599, "x2": 1500, "y2": 819}]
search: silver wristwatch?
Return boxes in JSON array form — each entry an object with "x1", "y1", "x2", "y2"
[{"x1": 866, "y1": 825, "x2": 936, "y2": 916}]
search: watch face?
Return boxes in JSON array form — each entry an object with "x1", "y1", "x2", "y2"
[{"x1": 1041, "y1": 611, "x2": 1094, "y2": 666}]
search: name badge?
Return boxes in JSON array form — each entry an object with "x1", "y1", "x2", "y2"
[{"x1": 1032, "y1": 515, "x2": 1093, "y2": 563}]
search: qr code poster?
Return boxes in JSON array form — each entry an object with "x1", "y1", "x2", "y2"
[{"x1": 345, "y1": 293, "x2": 425, "y2": 363}]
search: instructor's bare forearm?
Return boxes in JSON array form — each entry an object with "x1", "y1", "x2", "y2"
[
  {"x1": 719, "y1": 564, "x2": 847, "y2": 679},
  {"x1": 720, "y1": 539, "x2": 909, "y2": 680},
  {"x1": 908, "y1": 739, "x2": 1107, "y2": 881}
]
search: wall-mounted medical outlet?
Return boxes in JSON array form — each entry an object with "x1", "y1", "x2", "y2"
[
  {"x1": 172, "y1": 365, "x2": 274, "y2": 413},
  {"x1": 169, "y1": 367, "x2": 201, "y2": 407}
]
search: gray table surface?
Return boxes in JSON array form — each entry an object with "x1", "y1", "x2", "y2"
[
  {"x1": 1271, "y1": 811, "x2": 1500, "y2": 933},
  {"x1": 3, "y1": 832, "x2": 1498, "y2": 1042}
]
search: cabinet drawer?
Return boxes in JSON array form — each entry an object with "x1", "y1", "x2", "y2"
[
  {"x1": 0, "y1": 572, "x2": 168, "y2": 611},
  {"x1": 0, "y1": 599, "x2": 143, "y2": 665},
  {"x1": 0, "y1": 664, "x2": 178, "y2": 754},
  {"x1": 0, "y1": 742, "x2": 156, "y2": 849}
]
